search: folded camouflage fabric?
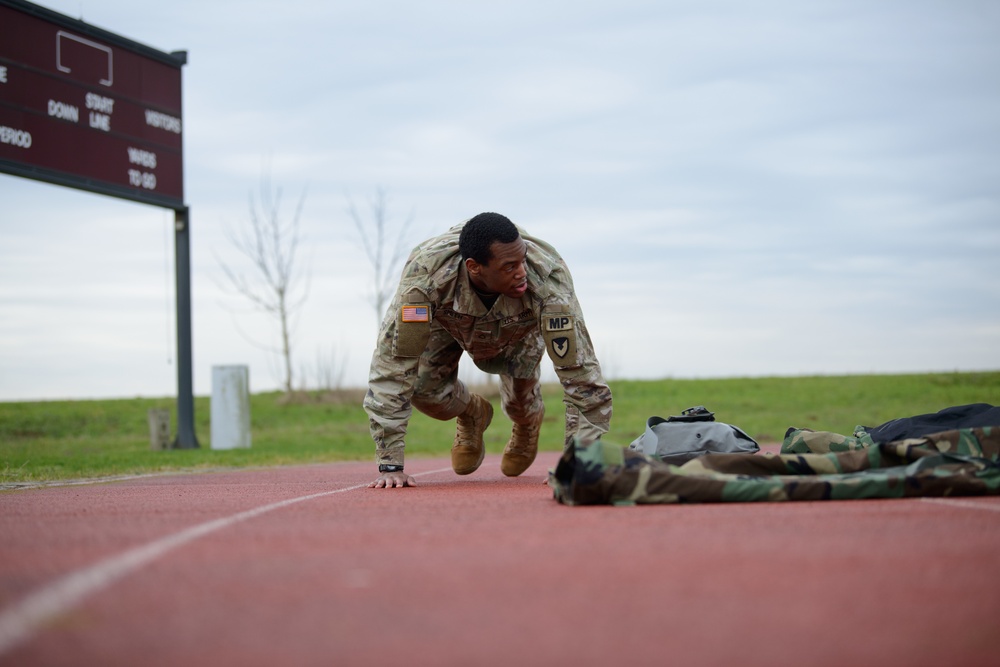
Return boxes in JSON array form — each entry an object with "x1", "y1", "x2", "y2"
[
  {"x1": 781, "y1": 426, "x2": 999, "y2": 458},
  {"x1": 780, "y1": 403, "x2": 1000, "y2": 455},
  {"x1": 549, "y1": 428, "x2": 1000, "y2": 506}
]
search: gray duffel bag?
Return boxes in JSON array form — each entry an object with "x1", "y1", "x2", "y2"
[{"x1": 627, "y1": 406, "x2": 759, "y2": 465}]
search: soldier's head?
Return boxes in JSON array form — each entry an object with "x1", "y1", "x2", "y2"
[{"x1": 460, "y1": 212, "x2": 528, "y2": 299}]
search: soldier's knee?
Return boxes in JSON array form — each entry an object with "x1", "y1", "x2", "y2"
[{"x1": 412, "y1": 393, "x2": 458, "y2": 420}]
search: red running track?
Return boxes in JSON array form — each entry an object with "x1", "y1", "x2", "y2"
[{"x1": 1, "y1": 449, "x2": 999, "y2": 667}]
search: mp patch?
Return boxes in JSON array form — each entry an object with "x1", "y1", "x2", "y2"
[
  {"x1": 543, "y1": 313, "x2": 576, "y2": 366},
  {"x1": 544, "y1": 315, "x2": 573, "y2": 332}
]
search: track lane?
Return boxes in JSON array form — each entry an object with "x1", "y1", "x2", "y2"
[{"x1": 2, "y1": 453, "x2": 998, "y2": 666}]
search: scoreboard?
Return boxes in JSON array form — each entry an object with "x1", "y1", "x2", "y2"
[{"x1": 0, "y1": 0, "x2": 185, "y2": 209}]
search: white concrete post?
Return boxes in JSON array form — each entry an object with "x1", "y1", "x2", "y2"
[
  {"x1": 147, "y1": 409, "x2": 171, "y2": 451},
  {"x1": 210, "y1": 365, "x2": 251, "y2": 450}
]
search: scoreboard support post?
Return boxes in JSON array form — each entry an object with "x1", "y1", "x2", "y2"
[{"x1": 174, "y1": 206, "x2": 199, "y2": 449}]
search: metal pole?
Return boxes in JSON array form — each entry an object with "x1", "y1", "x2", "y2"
[{"x1": 173, "y1": 206, "x2": 200, "y2": 448}]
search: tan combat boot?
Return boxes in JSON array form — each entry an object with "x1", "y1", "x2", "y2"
[
  {"x1": 451, "y1": 394, "x2": 493, "y2": 475},
  {"x1": 500, "y1": 410, "x2": 543, "y2": 477}
]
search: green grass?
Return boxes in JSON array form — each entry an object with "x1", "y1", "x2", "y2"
[{"x1": 1, "y1": 372, "x2": 997, "y2": 484}]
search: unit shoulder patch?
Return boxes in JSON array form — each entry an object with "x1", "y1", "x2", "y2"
[
  {"x1": 542, "y1": 313, "x2": 577, "y2": 366},
  {"x1": 550, "y1": 336, "x2": 571, "y2": 359}
]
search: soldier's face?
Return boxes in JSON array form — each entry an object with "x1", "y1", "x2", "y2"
[{"x1": 467, "y1": 237, "x2": 529, "y2": 298}]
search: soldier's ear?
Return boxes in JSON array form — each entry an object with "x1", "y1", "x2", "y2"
[{"x1": 465, "y1": 257, "x2": 482, "y2": 277}]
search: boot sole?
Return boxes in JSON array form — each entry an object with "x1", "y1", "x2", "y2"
[{"x1": 501, "y1": 449, "x2": 537, "y2": 477}]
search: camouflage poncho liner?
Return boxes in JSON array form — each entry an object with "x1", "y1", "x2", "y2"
[{"x1": 549, "y1": 427, "x2": 1000, "y2": 505}]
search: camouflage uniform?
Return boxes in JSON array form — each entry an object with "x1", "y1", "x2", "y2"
[
  {"x1": 364, "y1": 223, "x2": 613, "y2": 468},
  {"x1": 549, "y1": 427, "x2": 1000, "y2": 505}
]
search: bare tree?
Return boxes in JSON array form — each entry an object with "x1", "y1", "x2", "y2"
[
  {"x1": 348, "y1": 187, "x2": 415, "y2": 324},
  {"x1": 217, "y1": 167, "x2": 309, "y2": 394},
  {"x1": 304, "y1": 345, "x2": 349, "y2": 392}
]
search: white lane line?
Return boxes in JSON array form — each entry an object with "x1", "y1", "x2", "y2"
[
  {"x1": 920, "y1": 497, "x2": 1000, "y2": 513},
  {"x1": 0, "y1": 467, "x2": 451, "y2": 657}
]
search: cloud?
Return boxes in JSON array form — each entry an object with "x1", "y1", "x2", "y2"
[{"x1": 1, "y1": 0, "x2": 998, "y2": 399}]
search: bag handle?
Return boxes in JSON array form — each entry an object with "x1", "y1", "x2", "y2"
[{"x1": 666, "y1": 406, "x2": 715, "y2": 423}]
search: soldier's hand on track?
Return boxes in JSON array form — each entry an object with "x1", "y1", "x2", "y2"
[{"x1": 368, "y1": 472, "x2": 416, "y2": 488}]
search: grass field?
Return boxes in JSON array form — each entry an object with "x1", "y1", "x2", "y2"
[{"x1": 2, "y1": 371, "x2": 998, "y2": 484}]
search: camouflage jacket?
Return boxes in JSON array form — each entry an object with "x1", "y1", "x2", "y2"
[
  {"x1": 549, "y1": 427, "x2": 1000, "y2": 505},
  {"x1": 364, "y1": 223, "x2": 613, "y2": 466}
]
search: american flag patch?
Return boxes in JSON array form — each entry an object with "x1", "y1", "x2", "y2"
[{"x1": 401, "y1": 305, "x2": 429, "y2": 323}]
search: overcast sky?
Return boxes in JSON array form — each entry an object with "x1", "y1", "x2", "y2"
[{"x1": 1, "y1": 0, "x2": 998, "y2": 401}]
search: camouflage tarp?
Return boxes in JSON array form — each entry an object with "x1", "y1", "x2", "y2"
[{"x1": 549, "y1": 427, "x2": 1000, "y2": 506}]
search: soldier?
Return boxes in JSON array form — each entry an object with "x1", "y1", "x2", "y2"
[{"x1": 365, "y1": 212, "x2": 613, "y2": 488}]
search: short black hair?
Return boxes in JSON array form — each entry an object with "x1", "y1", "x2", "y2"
[{"x1": 459, "y1": 212, "x2": 519, "y2": 265}]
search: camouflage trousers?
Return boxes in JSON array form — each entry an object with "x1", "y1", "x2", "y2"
[
  {"x1": 549, "y1": 427, "x2": 1000, "y2": 506},
  {"x1": 411, "y1": 328, "x2": 544, "y2": 427}
]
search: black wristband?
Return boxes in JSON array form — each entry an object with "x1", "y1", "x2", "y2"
[{"x1": 379, "y1": 464, "x2": 404, "y2": 473}]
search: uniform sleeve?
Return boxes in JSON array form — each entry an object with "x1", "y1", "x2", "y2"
[
  {"x1": 362, "y1": 284, "x2": 430, "y2": 467},
  {"x1": 540, "y1": 290, "x2": 613, "y2": 448}
]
